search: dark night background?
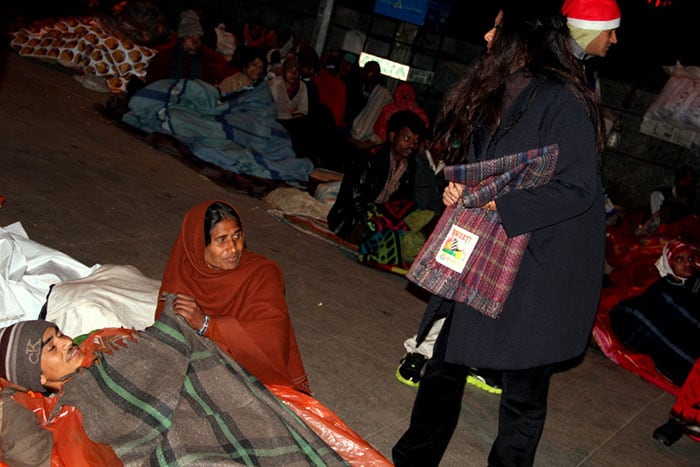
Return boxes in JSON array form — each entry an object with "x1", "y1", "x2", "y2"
[
  {"x1": 3, "y1": 0, "x2": 699, "y2": 93},
  {"x1": 343, "y1": 0, "x2": 700, "y2": 93}
]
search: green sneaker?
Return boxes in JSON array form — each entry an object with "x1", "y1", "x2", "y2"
[{"x1": 466, "y1": 368, "x2": 503, "y2": 395}]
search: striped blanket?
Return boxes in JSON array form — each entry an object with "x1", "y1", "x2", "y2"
[
  {"x1": 50, "y1": 295, "x2": 346, "y2": 466},
  {"x1": 407, "y1": 145, "x2": 559, "y2": 319},
  {"x1": 123, "y1": 79, "x2": 314, "y2": 182}
]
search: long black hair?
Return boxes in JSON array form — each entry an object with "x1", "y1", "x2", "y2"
[
  {"x1": 431, "y1": 0, "x2": 604, "y2": 165},
  {"x1": 204, "y1": 202, "x2": 242, "y2": 246}
]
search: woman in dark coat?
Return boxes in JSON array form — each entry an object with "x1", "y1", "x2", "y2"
[{"x1": 393, "y1": 2, "x2": 606, "y2": 466}]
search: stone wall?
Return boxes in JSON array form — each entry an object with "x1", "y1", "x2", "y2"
[{"x1": 599, "y1": 78, "x2": 699, "y2": 212}]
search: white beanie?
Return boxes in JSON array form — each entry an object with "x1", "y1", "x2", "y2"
[{"x1": 562, "y1": 0, "x2": 621, "y2": 30}]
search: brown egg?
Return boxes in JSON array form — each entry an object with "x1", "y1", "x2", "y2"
[
  {"x1": 128, "y1": 49, "x2": 142, "y2": 62},
  {"x1": 95, "y1": 62, "x2": 109, "y2": 75},
  {"x1": 105, "y1": 37, "x2": 118, "y2": 50},
  {"x1": 112, "y1": 49, "x2": 125, "y2": 63},
  {"x1": 59, "y1": 49, "x2": 74, "y2": 61}
]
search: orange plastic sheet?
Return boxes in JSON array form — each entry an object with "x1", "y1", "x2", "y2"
[
  {"x1": 0, "y1": 388, "x2": 121, "y2": 467},
  {"x1": 268, "y1": 384, "x2": 392, "y2": 466}
]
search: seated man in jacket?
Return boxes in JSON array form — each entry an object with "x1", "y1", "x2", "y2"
[
  {"x1": 327, "y1": 110, "x2": 429, "y2": 243},
  {"x1": 0, "y1": 298, "x2": 345, "y2": 466}
]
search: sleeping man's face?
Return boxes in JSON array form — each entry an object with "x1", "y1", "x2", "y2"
[{"x1": 40, "y1": 326, "x2": 84, "y2": 392}]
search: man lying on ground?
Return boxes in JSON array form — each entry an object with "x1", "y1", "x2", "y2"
[{"x1": 0, "y1": 296, "x2": 347, "y2": 466}]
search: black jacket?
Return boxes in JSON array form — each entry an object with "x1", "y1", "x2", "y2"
[
  {"x1": 327, "y1": 145, "x2": 416, "y2": 240},
  {"x1": 418, "y1": 76, "x2": 605, "y2": 369}
]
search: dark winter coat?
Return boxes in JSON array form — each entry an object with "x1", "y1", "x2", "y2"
[{"x1": 419, "y1": 75, "x2": 605, "y2": 369}]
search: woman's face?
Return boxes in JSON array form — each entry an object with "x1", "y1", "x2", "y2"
[
  {"x1": 204, "y1": 218, "x2": 245, "y2": 270},
  {"x1": 671, "y1": 249, "x2": 696, "y2": 279},
  {"x1": 244, "y1": 58, "x2": 264, "y2": 81},
  {"x1": 484, "y1": 10, "x2": 504, "y2": 51}
]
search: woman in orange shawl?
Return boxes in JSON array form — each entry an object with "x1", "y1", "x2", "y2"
[{"x1": 156, "y1": 200, "x2": 309, "y2": 393}]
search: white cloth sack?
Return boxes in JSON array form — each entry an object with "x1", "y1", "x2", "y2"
[
  {"x1": 46, "y1": 264, "x2": 159, "y2": 337},
  {"x1": 644, "y1": 62, "x2": 700, "y2": 132},
  {"x1": 0, "y1": 222, "x2": 99, "y2": 328}
]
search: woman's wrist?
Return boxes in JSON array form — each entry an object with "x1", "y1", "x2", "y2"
[{"x1": 197, "y1": 315, "x2": 210, "y2": 336}]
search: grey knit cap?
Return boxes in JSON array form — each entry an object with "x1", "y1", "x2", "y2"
[
  {"x1": 178, "y1": 10, "x2": 204, "y2": 38},
  {"x1": 0, "y1": 321, "x2": 53, "y2": 392}
]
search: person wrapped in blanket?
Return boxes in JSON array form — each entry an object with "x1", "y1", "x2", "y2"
[
  {"x1": 156, "y1": 200, "x2": 310, "y2": 394},
  {"x1": 609, "y1": 240, "x2": 700, "y2": 387},
  {"x1": 0, "y1": 300, "x2": 347, "y2": 466},
  {"x1": 327, "y1": 110, "x2": 445, "y2": 267},
  {"x1": 104, "y1": 9, "x2": 232, "y2": 120}
]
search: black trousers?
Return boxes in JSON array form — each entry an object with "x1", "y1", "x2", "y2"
[{"x1": 392, "y1": 359, "x2": 555, "y2": 467}]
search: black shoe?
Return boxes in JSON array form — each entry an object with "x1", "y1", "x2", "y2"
[
  {"x1": 396, "y1": 352, "x2": 427, "y2": 387},
  {"x1": 653, "y1": 420, "x2": 685, "y2": 446},
  {"x1": 466, "y1": 367, "x2": 503, "y2": 395}
]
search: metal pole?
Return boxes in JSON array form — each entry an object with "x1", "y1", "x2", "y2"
[{"x1": 311, "y1": 0, "x2": 335, "y2": 57}]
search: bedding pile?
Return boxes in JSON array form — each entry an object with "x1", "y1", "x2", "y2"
[
  {"x1": 10, "y1": 17, "x2": 158, "y2": 93},
  {"x1": 123, "y1": 79, "x2": 314, "y2": 182}
]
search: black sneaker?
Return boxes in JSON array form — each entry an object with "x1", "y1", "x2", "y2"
[
  {"x1": 466, "y1": 367, "x2": 503, "y2": 395},
  {"x1": 653, "y1": 420, "x2": 685, "y2": 446},
  {"x1": 396, "y1": 352, "x2": 427, "y2": 387}
]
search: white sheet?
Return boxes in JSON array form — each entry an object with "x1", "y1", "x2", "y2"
[{"x1": 0, "y1": 222, "x2": 99, "y2": 328}]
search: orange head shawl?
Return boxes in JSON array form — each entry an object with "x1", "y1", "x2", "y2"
[{"x1": 156, "y1": 200, "x2": 309, "y2": 393}]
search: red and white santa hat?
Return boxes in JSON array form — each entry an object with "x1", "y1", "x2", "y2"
[{"x1": 561, "y1": 0, "x2": 621, "y2": 30}]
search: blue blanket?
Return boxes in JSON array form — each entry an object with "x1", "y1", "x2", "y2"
[{"x1": 123, "y1": 79, "x2": 314, "y2": 182}]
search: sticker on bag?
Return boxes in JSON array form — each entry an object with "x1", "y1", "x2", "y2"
[{"x1": 435, "y1": 224, "x2": 479, "y2": 273}]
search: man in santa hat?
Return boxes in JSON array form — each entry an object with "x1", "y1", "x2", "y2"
[{"x1": 561, "y1": 0, "x2": 621, "y2": 94}]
